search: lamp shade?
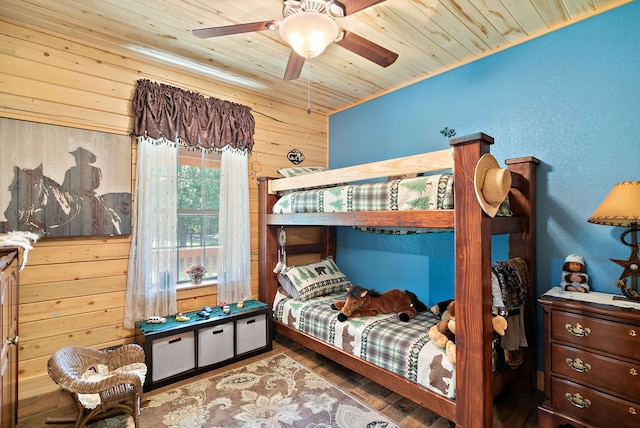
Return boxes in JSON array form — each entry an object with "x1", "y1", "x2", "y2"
[
  {"x1": 588, "y1": 181, "x2": 640, "y2": 226},
  {"x1": 279, "y1": 11, "x2": 338, "y2": 59}
]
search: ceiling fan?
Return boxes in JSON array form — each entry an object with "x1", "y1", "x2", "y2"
[{"x1": 193, "y1": 0, "x2": 398, "y2": 80}]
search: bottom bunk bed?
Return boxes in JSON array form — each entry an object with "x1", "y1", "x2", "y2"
[{"x1": 258, "y1": 133, "x2": 539, "y2": 427}]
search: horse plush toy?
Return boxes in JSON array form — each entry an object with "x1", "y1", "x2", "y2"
[{"x1": 331, "y1": 285, "x2": 427, "y2": 322}]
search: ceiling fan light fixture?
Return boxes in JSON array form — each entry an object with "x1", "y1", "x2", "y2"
[{"x1": 279, "y1": 11, "x2": 338, "y2": 59}]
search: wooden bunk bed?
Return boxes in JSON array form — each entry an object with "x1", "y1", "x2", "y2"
[{"x1": 258, "y1": 133, "x2": 539, "y2": 428}]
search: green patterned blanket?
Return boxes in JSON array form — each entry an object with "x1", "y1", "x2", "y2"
[
  {"x1": 273, "y1": 292, "x2": 457, "y2": 399},
  {"x1": 272, "y1": 174, "x2": 454, "y2": 214}
]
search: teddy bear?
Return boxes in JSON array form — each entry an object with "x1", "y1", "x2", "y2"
[
  {"x1": 561, "y1": 254, "x2": 589, "y2": 292},
  {"x1": 428, "y1": 300, "x2": 507, "y2": 364},
  {"x1": 428, "y1": 299, "x2": 457, "y2": 363}
]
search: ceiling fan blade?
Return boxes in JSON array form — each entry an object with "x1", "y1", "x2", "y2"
[
  {"x1": 283, "y1": 51, "x2": 306, "y2": 80},
  {"x1": 338, "y1": 0, "x2": 387, "y2": 15},
  {"x1": 335, "y1": 30, "x2": 398, "y2": 67},
  {"x1": 192, "y1": 21, "x2": 276, "y2": 38}
]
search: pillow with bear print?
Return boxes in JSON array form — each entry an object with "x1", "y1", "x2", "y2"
[{"x1": 279, "y1": 256, "x2": 351, "y2": 300}]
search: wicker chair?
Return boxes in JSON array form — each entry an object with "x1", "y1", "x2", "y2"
[{"x1": 47, "y1": 344, "x2": 146, "y2": 428}]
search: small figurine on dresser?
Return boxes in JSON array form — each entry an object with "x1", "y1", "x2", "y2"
[{"x1": 561, "y1": 254, "x2": 590, "y2": 292}]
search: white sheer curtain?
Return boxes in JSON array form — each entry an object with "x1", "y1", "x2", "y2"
[
  {"x1": 128, "y1": 80, "x2": 255, "y2": 328},
  {"x1": 217, "y1": 147, "x2": 251, "y2": 304},
  {"x1": 124, "y1": 138, "x2": 178, "y2": 329}
]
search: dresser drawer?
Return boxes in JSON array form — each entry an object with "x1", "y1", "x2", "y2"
[
  {"x1": 551, "y1": 310, "x2": 640, "y2": 360},
  {"x1": 550, "y1": 377, "x2": 640, "y2": 428},
  {"x1": 551, "y1": 343, "x2": 640, "y2": 400}
]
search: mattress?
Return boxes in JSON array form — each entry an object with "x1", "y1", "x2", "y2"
[
  {"x1": 272, "y1": 174, "x2": 454, "y2": 214},
  {"x1": 273, "y1": 291, "x2": 458, "y2": 399}
]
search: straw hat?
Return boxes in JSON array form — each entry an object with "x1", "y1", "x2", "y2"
[{"x1": 474, "y1": 154, "x2": 512, "y2": 217}]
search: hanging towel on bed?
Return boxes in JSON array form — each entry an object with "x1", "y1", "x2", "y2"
[
  {"x1": 492, "y1": 259, "x2": 529, "y2": 367},
  {"x1": 492, "y1": 260, "x2": 525, "y2": 312}
]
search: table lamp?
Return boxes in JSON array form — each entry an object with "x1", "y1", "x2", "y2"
[{"x1": 587, "y1": 181, "x2": 640, "y2": 295}]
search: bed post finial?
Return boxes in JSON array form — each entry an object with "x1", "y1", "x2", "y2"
[{"x1": 449, "y1": 132, "x2": 494, "y2": 147}]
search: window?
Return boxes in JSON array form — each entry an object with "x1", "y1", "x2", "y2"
[{"x1": 177, "y1": 146, "x2": 221, "y2": 284}]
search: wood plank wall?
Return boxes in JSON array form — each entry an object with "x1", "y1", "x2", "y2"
[{"x1": 0, "y1": 16, "x2": 328, "y2": 410}]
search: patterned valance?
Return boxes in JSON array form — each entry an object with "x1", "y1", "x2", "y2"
[{"x1": 132, "y1": 79, "x2": 255, "y2": 153}]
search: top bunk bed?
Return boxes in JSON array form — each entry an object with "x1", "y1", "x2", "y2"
[
  {"x1": 258, "y1": 132, "x2": 539, "y2": 427},
  {"x1": 261, "y1": 133, "x2": 532, "y2": 232}
]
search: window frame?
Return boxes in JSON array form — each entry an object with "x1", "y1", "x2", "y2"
[{"x1": 176, "y1": 147, "x2": 221, "y2": 287}]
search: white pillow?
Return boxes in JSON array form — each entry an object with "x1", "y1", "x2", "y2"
[{"x1": 276, "y1": 166, "x2": 326, "y2": 177}]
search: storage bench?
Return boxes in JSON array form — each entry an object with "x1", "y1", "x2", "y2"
[{"x1": 135, "y1": 300, "x2": 272, "y2": 390}]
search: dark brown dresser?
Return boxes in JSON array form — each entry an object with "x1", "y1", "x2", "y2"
[
  {"x1": 0, "y1": 249, "x2": 19, "y2": 428},
  {"x1": 538, "y1": 293, "x2": 640, "y2": 428}
]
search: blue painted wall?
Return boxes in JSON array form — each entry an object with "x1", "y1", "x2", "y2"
[{"x1": 328, "y1": 2, "x2": 639, "y2": 367}]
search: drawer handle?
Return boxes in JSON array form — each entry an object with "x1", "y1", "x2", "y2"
[
  {"x1": 630, "y1": 407, "x2": 638, "y2": 415},
  {"x1": 246, "y1": 319, "x2": 256, "y2": 325},
  {"x1": 565, "y1": 392, "x2": 591, "y2": 409},
  {"x1": 168, "y1": 337, "x2": 182, "y2": 344},
  {"x1": 630, "y1": 329, "x2": 637, "y2": 337},
  {"x1": 631, "y1": 367, "x2": 638, "y2": 376},
  {"x1": 565, "y1": 357, "x2": 591, "y2": 373},
  {"x1": 211, "y1": 330, "x2": 224, "y2": 335},
  {"x1": 565, "y1": 323, "x2": 590, "y2": 337}
]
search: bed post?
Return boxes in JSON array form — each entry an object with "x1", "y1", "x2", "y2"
[
  {"x1": 505, "y1": 157, "x2": 538, "y2": 299},
  {"x1": 258, "y1": 177, "x2": 278, "y2": 304},
  {"x1": 506, "y1": 156, "x2": 540, "y2": 393},
  {"x1": 450, "y1": 133, "x2": 494, "y2": 428}
]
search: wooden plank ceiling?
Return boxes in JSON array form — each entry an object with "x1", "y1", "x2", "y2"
[{"x1": 1, "y1": 0, "x2": 631, "y2": 114}]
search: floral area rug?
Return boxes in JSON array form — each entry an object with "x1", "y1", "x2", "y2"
[{"x1": 89, "y1": 353, "x2": 400, "y2": 428}]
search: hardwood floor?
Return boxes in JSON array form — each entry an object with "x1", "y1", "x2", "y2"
[
  {"x1": 272, "y1": 335, "x2": 545, "y2": 428},
  {"x1": 19, "y1": 334, "x2": 545, "y2": 427}
]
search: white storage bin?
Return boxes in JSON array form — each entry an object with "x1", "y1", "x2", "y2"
[
  {"x1": 151, "y1": 331, "x2": 195, "y2": 381},
  {"x1": 236, "y1": 314, "x2": 267, "y2": 355},
  {"x1": 198, "y1": 322, "x2": 234, "y2": 367}
]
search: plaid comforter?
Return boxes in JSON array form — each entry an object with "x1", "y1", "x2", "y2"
[
  {"x1": 272, "y1": 174, "x2": 454, "y2": 214},
  {"x1": 273, "y1": 292, "x2": 457, "y2": 399}
]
